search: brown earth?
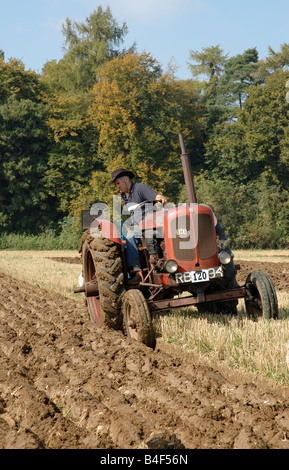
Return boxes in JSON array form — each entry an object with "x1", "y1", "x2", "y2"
[
  {"x1": 235, "y1": 260, "x2": 289, "y2": 292},
  {"x1": 1, "y1": 259, "x2": 289, "y2": 450}
]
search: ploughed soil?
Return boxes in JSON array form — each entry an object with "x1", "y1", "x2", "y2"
[{"x1": 1, "y1": 258, "x2": 289, "y2": 449}]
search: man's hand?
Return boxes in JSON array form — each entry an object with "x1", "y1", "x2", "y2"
[{"x1": 155, "y1": 194, "x2": 168, "y2": 206}]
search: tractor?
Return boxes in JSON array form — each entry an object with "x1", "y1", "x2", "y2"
[{"x1": 74, "y1": 135, "x2": 279, "y2": 348}]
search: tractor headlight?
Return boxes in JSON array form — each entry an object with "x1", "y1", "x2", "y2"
[
  {"x1": 218, "y1": 251, "x2": 232, "y2": 265},
  {"x1": 164, "y1": 259, "x2": 178, "y2": 274}
]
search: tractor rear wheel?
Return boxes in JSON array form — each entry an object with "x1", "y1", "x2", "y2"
[
  {"x1": 245, "y1": 270, "x2": 278, "y2": 319},
  {"x1": 122, "y1": 289, "x2": 155, "y2": 348},
  {"x1": 81, "y1": 231, "x2": 124, "y2": 329}
]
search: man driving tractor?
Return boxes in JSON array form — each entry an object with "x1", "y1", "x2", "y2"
[{"x1": 110, "y1": 168, "x2": 168, "y2": 285}]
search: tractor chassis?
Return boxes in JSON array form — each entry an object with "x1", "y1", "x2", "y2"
[
  {"x1": 147, "y1": 286, "x2": 246, "y2": 313},
  {"x1": 75, "y1": 274, "x2": 246, "y2": 314}
]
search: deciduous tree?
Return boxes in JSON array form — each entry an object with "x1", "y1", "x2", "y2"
[
  {"x1": 0, "y1": 96, "x2": 54, "y2": 233},
  {"x1": 82, "y1": 52, "x2": 205, "y2": 211},
  {"x1": 205, "y1": 69, "x2": 289, "y2": 189}
]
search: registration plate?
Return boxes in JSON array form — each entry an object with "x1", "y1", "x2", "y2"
[{"x1": 175, "y1": 266, "x2": 223, "y2": 284}]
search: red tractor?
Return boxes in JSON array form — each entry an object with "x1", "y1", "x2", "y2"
[{"x1": 75, "y1": 135, "x2": 279, "y2": 348}]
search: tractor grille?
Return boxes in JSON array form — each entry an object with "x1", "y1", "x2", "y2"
[
  {"x1": 171, "y1": 215, "x2": 195, "y2": 261},
  {"x1": 197, "y1": 213, "x2": 216, "y2": 259},
  {"x1": 171, "y1": 213, "x2": 216, "y2": 261}
]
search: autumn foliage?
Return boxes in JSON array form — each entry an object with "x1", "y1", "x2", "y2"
[{"x1": 0, "y1": 8, "x2": 289, "y2": 248}]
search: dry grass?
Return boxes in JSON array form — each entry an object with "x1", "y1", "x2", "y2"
[
  {"x1": 0, "y1": 250, "x2": 81, "y2": 300},
  {"x1": 234, "y1": 249, "x2": 289, "y2": 262},
  {"x1": 153, "y1": 294, "x2": 289, "y2": 386},
  {"x1": 0, "y1": 248, "x2": 289, "y2": 386},
  {"x1": 154, "y1": 249, "x2": 289, "y2": 385}
]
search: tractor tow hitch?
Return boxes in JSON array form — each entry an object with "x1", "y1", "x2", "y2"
[{"x1": 73, "y1": 282, "x2": 99, "y2": 297}]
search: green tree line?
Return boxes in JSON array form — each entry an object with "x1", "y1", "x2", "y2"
[{"x1": 0, "y1": 6, "x2": 289, "y2": 248}]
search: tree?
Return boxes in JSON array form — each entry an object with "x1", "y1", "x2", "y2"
[
  {"x1": 188, "y1": 44, "x2": 227, "y2": 80},
  {"x1": 0, "y1": 96, "x2": 54, "y2": 233},
  {"x1": 0, "y1": 57, "x2": 42, "y2": 103},
  {"x1": 180, "y1": 175, "x2": 289, "y2": 249},
  {"x1": 263, "y1": 43, "x2": 289, "y2": 74},
  {"x1": 188, "y1": 45, "x2": 229, "y2": 132},
  {"x1": 68, "y1": 52, "x2": 206, "y2": 218},
  {"x1": 41, "y1": 7, "x2": 132, "y2": 215},
  {"x1": 216, "y1": 48, "x2": 260, "y2": 110},
  {"x1": 0, "y1": 57, "x2": 54, "y2": 233},
  {"x1": 188, "y1": 45, "x2": 227, "y2": 106},
  {"x1": 43, "y1": 6, "x2": 130, "y2": 93},
  {"x1": 44, "y1": 92, "x2": 100, "y2": 214},
  {"x1": 204, "y1": 69, "x2": 289, "y2": 189}
]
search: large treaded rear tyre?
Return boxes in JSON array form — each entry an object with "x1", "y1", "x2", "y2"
[
  {"x1": 80, "y1": 230, "x2": 124, "y2": 329},
  {"x1": 245, "y1": 270, "x2": 278, "y2": 319}
]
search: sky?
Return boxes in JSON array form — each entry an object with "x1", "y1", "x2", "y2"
[{"x1": 1, "y1": 0, "x2": 289, "y2": 80}]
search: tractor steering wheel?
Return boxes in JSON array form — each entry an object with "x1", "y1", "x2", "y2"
[{"x1": 129, "y1": 199, "x2": 161, "y2": 216}]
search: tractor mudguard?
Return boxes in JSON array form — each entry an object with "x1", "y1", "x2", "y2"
[{"x1": 91, "y1": 218, "x2": 122, "y2": 245}]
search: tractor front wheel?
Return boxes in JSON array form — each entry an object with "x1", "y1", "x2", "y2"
[
  {"x1": 245, "y1": 270, "x2": 278, "y2": 319},
  {"x1": 122, "y1": 289, "x2": 155, "y2": 348}
]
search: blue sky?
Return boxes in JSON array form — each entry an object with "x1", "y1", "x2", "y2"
[{"x1": 1, "y1": 0, "x2": 289, "y2": 79}]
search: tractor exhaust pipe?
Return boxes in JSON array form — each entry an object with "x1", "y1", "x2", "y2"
[{"x1": 179, "y1": 134, "x2": 197, "y2": 204}]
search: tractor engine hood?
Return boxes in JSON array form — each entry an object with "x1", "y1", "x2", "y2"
[{"x1": 140, "y1": 203, "x2": 219, "y2": 273}]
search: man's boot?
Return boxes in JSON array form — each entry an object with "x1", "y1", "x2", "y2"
[{"x1": 127, "y1": 269, "x2": 142, "y2": 286}]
